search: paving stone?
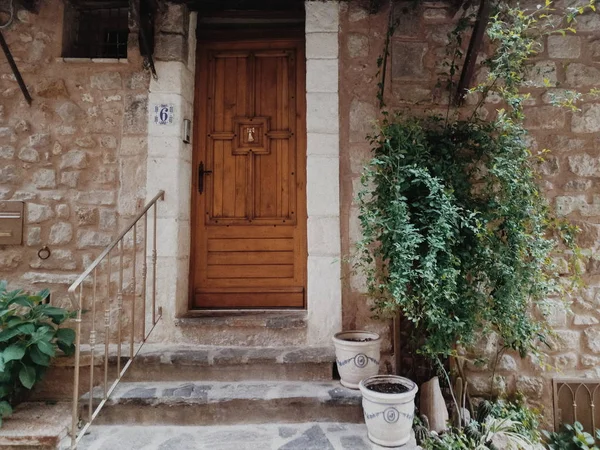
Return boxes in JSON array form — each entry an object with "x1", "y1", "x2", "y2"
[
  {"x1": 279, "y1": 425, "x2": 334, "y2": 450},
  {"x1": 157, "y1": 433, "x2": 198, "y2": 450},
  {"x1": 341, "y1": 435, "x2": 370, "y2": 449}
]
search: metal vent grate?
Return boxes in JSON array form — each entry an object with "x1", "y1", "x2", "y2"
[
  {"x1": 553, "y1": 378, "x2": 600, "y2": 433},
  {"x1": 63, "y1": 2, "x2": 129, "y2": 59}
]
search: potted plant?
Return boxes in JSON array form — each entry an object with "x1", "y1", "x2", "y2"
[
  {"x1": 359, "y1": 374, "x2": 418, "y2": 447},
  {"x1": 332, "y1": 330, "x2": 381, "y2": 389}
]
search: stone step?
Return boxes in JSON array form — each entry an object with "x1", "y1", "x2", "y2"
[
  {"x1": 32, "y1": 344, "x2": 336, "y2": 402},
  {"x1": 124, "y1": 344, "x2": 336, "y2": 382},
  {"x1": 78, "y1": 423, "x2": 420, "y2": 450},
  {"x1": 0, "y1": 402, "x2": 71, "y2": 449},
  {"x1": 84, "y1": 380, "x2": 362, "y2": 426}
]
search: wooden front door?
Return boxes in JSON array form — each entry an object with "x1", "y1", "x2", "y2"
[{"x1": 191, "y1": 36, "x2": 307, "y2": 309}]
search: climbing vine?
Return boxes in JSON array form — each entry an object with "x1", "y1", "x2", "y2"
[{"x1": 356, "y1": 1, "x2": 586, "y2": 371}]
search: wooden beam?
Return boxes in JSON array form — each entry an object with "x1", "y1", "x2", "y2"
[{"x1": 453, "y1": 0, "x2": 490, "y2": 106}]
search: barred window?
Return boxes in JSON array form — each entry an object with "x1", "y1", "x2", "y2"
[{"x1": 62, "y1": 1, "x2": 129, "y2": 59}]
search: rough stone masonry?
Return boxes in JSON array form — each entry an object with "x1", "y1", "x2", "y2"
[{"x1": 338, "y1": 0, "x2": 600, "y2": 427}]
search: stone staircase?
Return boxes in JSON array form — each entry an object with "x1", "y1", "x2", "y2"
[
  {"x1": 75, "y1": 344, "x2": 417, "y2": 449},
  {"x1": 0, "y1": 344, "x2": 418, "y2": 449}
]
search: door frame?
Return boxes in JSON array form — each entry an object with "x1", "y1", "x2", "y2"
[
  {"x1": 189, "y1": 29, "x2": 307, "y2": 310},
  {"x1": 145, "y1": 2, "x2": 342, "y2": 345}
]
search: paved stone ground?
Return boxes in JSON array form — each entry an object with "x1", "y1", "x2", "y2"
[{"x1": 78, "y1": 423, "x2": 420, "y2": 450}]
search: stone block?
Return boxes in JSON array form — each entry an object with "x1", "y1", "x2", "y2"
[
  {"x1": 0, "y1": 146, "x2": 15, "y2": 159},
  {"x1": 91, "y1": 72, "x2": 123, "y2": 90},
  {"x1": 26, "y1": 203, "x2": 54, "y2": 224},
  {"x1": 55, "y1": 101, "x2": 84, "y2": 123},
  {"x1": 548, "y1": 35, "x2": 581, "y2": 59},
  {"x1": 423, "y1": 7, "x2": 448, "y2": 21},
  {"x1": 349, "y1": 99, "x2": 377, "y2": 143},
  {"x1": 17, "y1": 147, "x2": 39, "y2": 162},
  {"x1": 0, "y1": 164, "x2": 17, "y2": 184},
  {"x1": 307, "y1": 255, "x2": 342, "y2": 344},
  {"x1": 28, "y1": 133, "x2": 50, "y2": 149},
  {"x1": 568, "y1": 153, "x2": 600, "y2": 176},
  {"x1": 308, "y1": 216, "x2": 341, "y2": 256},
  {"x1": 566, "y1": 63, "x2": 600, "y2": 87},
  {"x1": 14, "y1": 120, "x2": 29, "y2": 134},
  {"x1": 306, "y1": 157, "x2": 339, "y2": 216},
  {"x1": 100, "y1": 135, "x2": 118, "y2": 149},
  {"x1": 306, "y1": 93, "x2": 339, "y2": 134},
  {"x1": 60, "y1": 171, "x2": 80, "y2": 188},
  {"x1": 33, "y1": 169, "x2": 57, "y2": 189},
  {"x1": 347, "y1": 33, "x2": 369, "y2": 58},
  {"x1": 123, "y1": 94, "x2": 148, "y2": 135},
  {"x1": 151, "y1": 61, "x2": 194, "y2": 95},
  {"x1": 49, "y1": 222, "x2": 73, "y2": 245},
  {"x1": 515, "y1": 376, "x2": 544, "y2": 399},
  {"x1": 75, "y1": 136, "x2": 96, "y2": 148},
  {"x1": 393, "y1": 2, "x2": 421, "y2": 37},
  {"x1": 572, "y1": 104, "x2": 600, "y2": 133},
  {"x1": 307, "y1": 133, "x2": 339, "y2": 157},
  {"x1": 306, "y1": 59, "x2": 338, "y2": 93},
  {"x1": 574, "y1": 314, "x2": 599, "y2": 325},
  {"x1": 160, "y1": 4, "x2": 189, "y2": 35},
  {"x1": 76, "y1": 230, "x2": 113, "y2": 249},
  {"x1": 0, "y1": 250, "x2": 22, "y2": 271},
  {"x1": 154, "y1": 34, "x2": 188, "y2": 63},
  {"x1": 584, "y1": 328, "x2": 600, "y2": 353},
  {"x1": 554, "y1": 352, "x2": 578, "y2": 371},
  {"x1": 56, "y1": 204, "x2": 69, "y2": 219},
  {"x1": 391, "y1": 41, "x2": 427, "y2": 79},
  {"x1": 574, "y1": 12, "x2": 600, "y2": 32},
  {"x1": 306, "y1": 33, "x2": 338, "y2": 59},
  {"x1": 60, "y1": 150, "x2": 87, "y2": 169},
  {"x1": 26, "y1": 227, "x2": 41, "y2": 246},
  {"x1": 76, "y1": 207, "x2": 99, "y2": 226},
  {"x1": 527, "y1": 61, "x2": 557, "y2": 87},
  {"x1": 306, "y1": 1, "x2": 339, "y2": 33},
  {"x1": 76, "y1": 191, "x2": 116, "y2": 206},
  {"x1": 35, "y1": 78, "x2": 67, "y2": 98},
  {"x1": 30, "y1": 249, "x2": 76, "y2": 270},
  {"x1": 524, "y1": 106, "x2": 566, "y2": 130},
  {"x1": 99, "y1": 209, "x2": 117, "y2": 231},
  {"x1": 127, "y1": 72, "x2": 151, "y2": 90}
]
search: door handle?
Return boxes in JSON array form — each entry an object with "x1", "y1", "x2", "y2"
[{"x1": 198, "y1": 161, "x2": 212, "y2": 194}]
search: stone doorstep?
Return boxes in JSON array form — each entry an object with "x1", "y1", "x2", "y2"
[
  {"x1": 78, "y1": 423, "x2": 421, "y2": 450},
  {"x1": 175, "y1": 311, "x2": 308, "y2": 329},
  {"x1": 81, "y1": 380, "x2": 364, "y2": 426},
  {"x1": 0, "y1": 402, "x2": 71, "y2": 449}
]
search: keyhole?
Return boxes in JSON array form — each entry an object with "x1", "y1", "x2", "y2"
[{"x1": 247, "y1": 127, "x2": 255, "y2": 142}]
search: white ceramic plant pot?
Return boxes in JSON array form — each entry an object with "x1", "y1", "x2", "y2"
[
  {"x1": 359, "y1": 375, "x2": 418, "y2": 447},
  {"x1": 332, "y1": 330, "x2": 381, "y2": 389}
]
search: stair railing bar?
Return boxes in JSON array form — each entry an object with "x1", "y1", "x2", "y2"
[{"x1": 68, "y1": 190, "x2": 165, "y2": 449}]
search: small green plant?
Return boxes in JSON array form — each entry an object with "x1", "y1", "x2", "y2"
[
  {"x1": 0, "y1": 281, "x2": 76, "y2": 426},
  {"x1": 418, "y1": 398, "x2": 544, "y2": 449},
  {"x1": 545, "y1": 422, "x2": 600, "y2": 450}
]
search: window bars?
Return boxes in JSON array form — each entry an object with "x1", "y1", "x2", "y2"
[{"x1": 553, "y1": 378, "x2": 600, "y2": 434}]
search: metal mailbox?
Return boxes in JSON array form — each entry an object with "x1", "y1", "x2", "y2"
[{"x1": 0, "y1": 201, "x2": 24, "y2": 245}]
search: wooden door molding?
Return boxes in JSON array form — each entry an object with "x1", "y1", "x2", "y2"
[{"x1": 190, "y1": 37, "x2": 307, "y2": 310}]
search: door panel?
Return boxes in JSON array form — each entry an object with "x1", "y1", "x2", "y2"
[{"x1": 191, "y1": 38, "x2": 307, "y2": 309}]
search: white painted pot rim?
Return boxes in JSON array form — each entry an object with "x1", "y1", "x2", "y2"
[
  {"x1": 332, "y1": 330, "x2": 381, "y2": 345},
  {"x1": 359, "y1": 375, "x2": 418, "y2": 403}
]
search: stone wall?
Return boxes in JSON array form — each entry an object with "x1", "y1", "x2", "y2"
[
  {"x1": 0, "y1": 0, "x2": 150, "y2": 308},
  {"x1": 339, "y1": 0, "x2": 600, "y2": 425}
]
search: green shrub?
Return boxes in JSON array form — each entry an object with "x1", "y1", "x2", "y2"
[
  {"x1": 545, "y1": 422, "x2": 600, "y2": 450},
  {"x1": 0, "y1": 281, "x2": 76, "y2": 426}
]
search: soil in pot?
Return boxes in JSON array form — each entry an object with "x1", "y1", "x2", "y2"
[
  {"x1": 343, "y1": 337, "x2": 375, "y2": 342},
  {"x1": 366, "y1": 382, "x2": 410, "y2": 394}
]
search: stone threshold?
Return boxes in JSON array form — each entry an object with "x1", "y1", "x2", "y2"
[
  {"x1": 175, "y1": 310, "x2": 307, "y2": 329},
  {"x1": 0, "y1": 402, "x2": 71, "y2": 449}
]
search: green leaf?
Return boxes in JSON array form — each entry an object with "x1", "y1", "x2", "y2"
[
  {"x1": 19, "y1": 365, "x2": 36, "y2": 389},
  {"x1": 57, "y1": 341, "x2": 75, "y2": 357},
  {"x1": 0, "y1": 384, "x2": 11, "y2": 398},
  {"x1": 29, "y1": 347, "x2": 51, "y2": 367},
  {"x1": 3, "y1": 344, "x2": 25, "y2": 363},
  {"x1": 16, "y1": 323, "x2": 35, "y2": 335},
  {"x1": 0, "y1": 401, "x2": 12, "y2": 417},
  {"x1": 36, "y1": 340, "x2": 56, "y2": 357},
  {"x1": 56, "y1": 328, "x2": 76, "y2": 346},
  {"x1": 0, "y1": 327, "x2": 20, "y2": 343}
]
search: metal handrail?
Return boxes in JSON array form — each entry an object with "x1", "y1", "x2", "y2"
[{"x1": 67, "y1": 190, "x2": 165, "y2": 449}]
